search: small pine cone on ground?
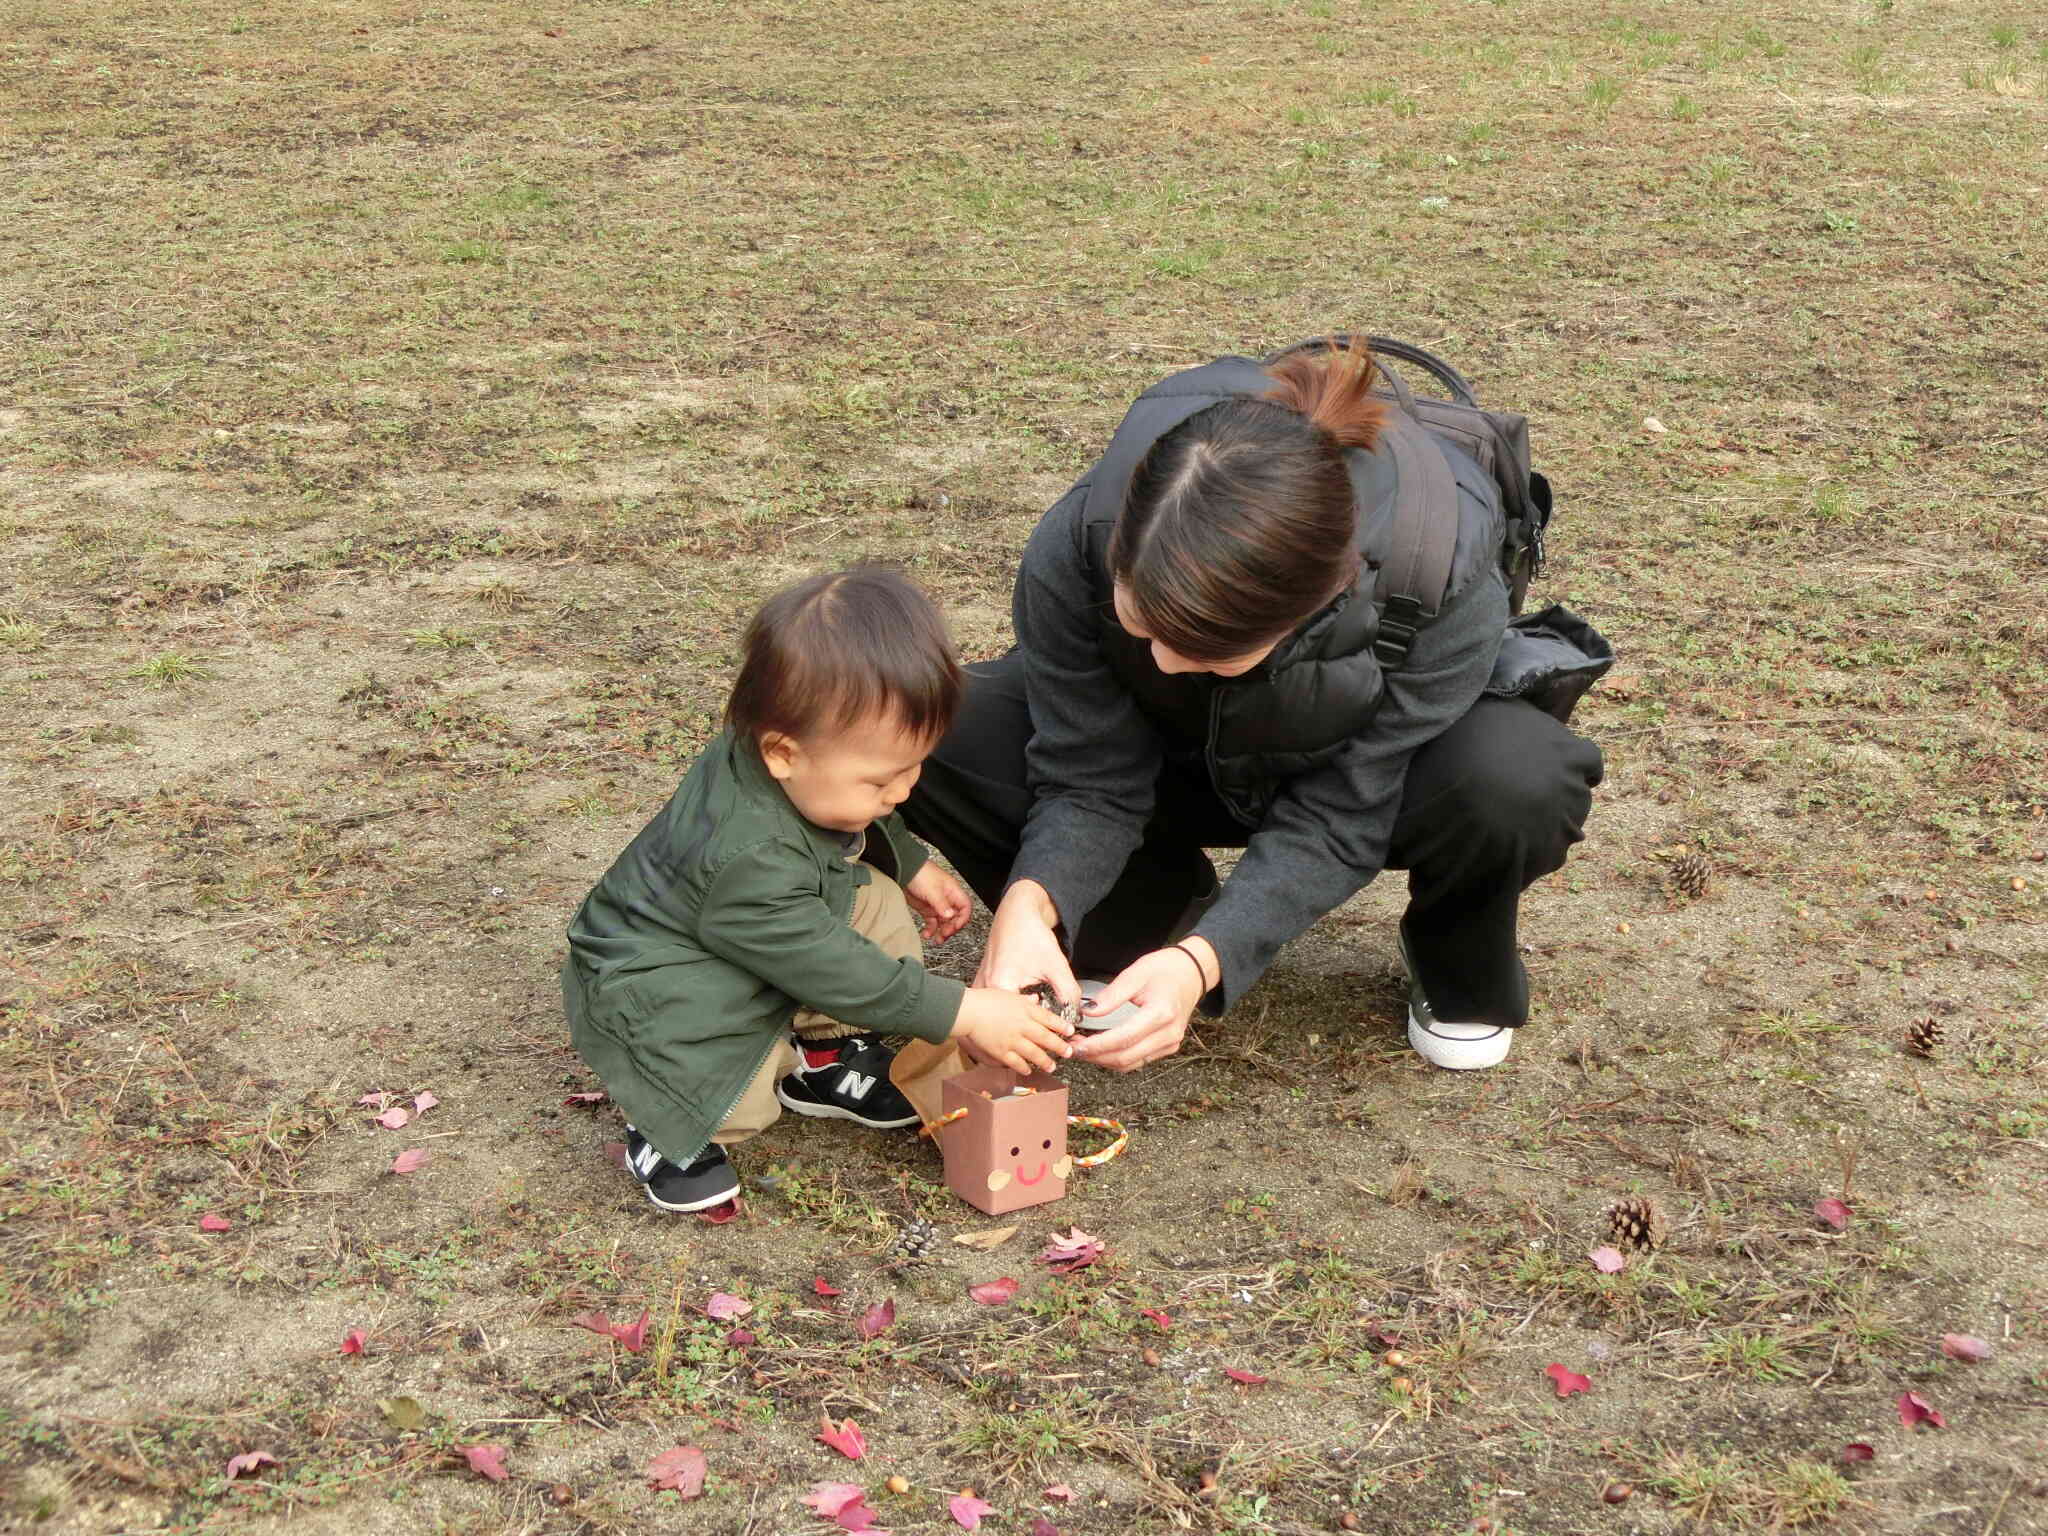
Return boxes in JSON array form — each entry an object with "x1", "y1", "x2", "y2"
[
  {"x1": 1606, "y1": 1196, "x2": 1669, "y2": 1252},
  {"x1": 1904, "y1": 1015, "x2": 1944, "y2": 1057},
  {"x1": 887, "y1": 1215, "x2": 937, "y2": 1262},
  {"x1": 1665, "y1": 850, "x2": 1712, "y2": 899}
]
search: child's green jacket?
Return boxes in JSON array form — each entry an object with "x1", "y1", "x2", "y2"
[{"x1": 562, "y1": 731, "x2": 965, "y2": 1162}]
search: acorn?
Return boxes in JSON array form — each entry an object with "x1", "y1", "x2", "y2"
[
  {"x1": 886, "y1": 1475, "x2": 910, "y2": 1496},
  {"x1": 1383, "y1": 1350, "x2": 1408, "y2": 1369},
  {"x1": 1390, "y1": 1376, "x2": 1414, "y2": 1394},
  {"x1": 1141, "y1": 1347, "x2": 1162, "y2": 1368},
  {"x1": 1904, "y1": 1015, "x2": 1943, "y2": 1057},
  {"x1": 1603, "y1": 1482, "x2": 1634, "y2": 1504},
  {"x1": 1606, "y1": 1195, "x2": 1668, "y2": 1252},
  {"x1": 1340, "y1": 1515, "x2": 1363, "y2": 1531}
]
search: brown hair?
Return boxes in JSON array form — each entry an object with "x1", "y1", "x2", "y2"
[
  {"x1": 726, "y1": 566, "x2": 962, "y2": 747},
  {"x1": 1108, "y1": 339, "x2": 1389, "y2": 663}
]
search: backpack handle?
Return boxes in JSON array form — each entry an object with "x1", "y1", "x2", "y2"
[{"x1": 1265, "y1": 334, "x2": 1479, "y2": 410}]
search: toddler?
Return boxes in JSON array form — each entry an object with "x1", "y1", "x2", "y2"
[{"x1": 562, "y1": 566, "x2": 1073, "y2": 1212}]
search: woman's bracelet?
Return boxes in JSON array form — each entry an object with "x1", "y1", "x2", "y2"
[{"x1": 1172, "y1": 941, "x2": 1212, "y2": 993}]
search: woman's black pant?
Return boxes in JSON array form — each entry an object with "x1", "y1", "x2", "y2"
[{"x1": 901, "y1": 651, "x2": 1603, "y2": 1029}]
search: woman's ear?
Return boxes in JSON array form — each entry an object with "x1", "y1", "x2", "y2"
[{"x1": 758, "y1": 731, "x2": 800, "y2": 781}]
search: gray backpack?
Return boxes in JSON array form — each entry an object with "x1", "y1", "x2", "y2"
[
  {"x1": 1266, "y1": 334, "x2": 1551, "y2": 623},
  {"x1": 1266, "y1": 335, "x2": 1610, "y2": 723}
]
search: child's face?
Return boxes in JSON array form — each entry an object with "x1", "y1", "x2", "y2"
[{"x1": 760, "y1": 715, "x2": 933, "y2": 833}]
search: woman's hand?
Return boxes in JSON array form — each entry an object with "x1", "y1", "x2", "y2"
[
  {"x1": 975, "y1": 880, "x2": 1079, "y2": 1004},
  {"x1": 903, "y1": 863, "x2": 972, "y2": 944},
  {"x1": 1069, "y1": 937, "x2": 1217, "y2": 1073}
]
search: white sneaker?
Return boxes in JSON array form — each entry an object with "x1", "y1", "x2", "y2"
[
  {"x1": 1401, "y1": 937, "x2": 1512, "y2": 1070},
  {"x1": 1075, "y1": 979, "x2": 1144, "y2": 1033}
]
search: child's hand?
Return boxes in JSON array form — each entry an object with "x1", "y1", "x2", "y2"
[
  {"x1": 904, "y1": 863, "x2": 972, "y2": 944},
  {"x1": 953, "y1": 987, "x2": 1075, "y2": 1076}
]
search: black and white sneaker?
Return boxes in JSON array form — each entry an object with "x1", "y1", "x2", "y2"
[
  {"x1": 774, "y1": 1034, "x2": 920, "y2": 1129},
  {"x1": 624, "y1": 1126, "x2": 741, "y2": 1213}
]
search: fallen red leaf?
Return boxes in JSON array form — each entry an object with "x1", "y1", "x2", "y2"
[
  {"x1": 376, "y1": 1107, "x2": 412, "y2": 1130},
  {"x1": 1813, "y1": 1197, "x2": 1852, "y2": 1230},
  {"x1": 462, "y1": 1444, "x2": 509, "y2": 1482},
  {"x1": 1043, "y1": 1484, "x2": 1075, "y2": 1502},
  {"x1": 562, "y1": 1090, "x2": 607, "y2": 1107},
  {"x1": 1223, "y1": 1368, "x2": 1268, "y2": 1385},
  {"x1": 356, "y1": 1091, "x2": 390, "y2": 1109},
  {"x1": 706, "y1": 1292, "x2": 752, "y2": 1321},
  {"x1": 814, "y1": 1276, "x2": 845, "y2": 1298},
  {"x1": 1544, "y1": 1363, "x2": 1592, "y2": 1398},
  {"x1": 726, "y1": 1327, "x2": 756, "y2": 1347},
  {"x1": 340, "y1": 1329, "x2": 368, "y2": 1355},
  {"x1": 1940, "y1": 1333, "x2": 1992, "y2": 1362},
  {"x1": 696, "y1": 1197, "x2": 740, "y2": 1223},
  {"x1": 1038, "y1": 1227, "x2": 1105, "y2": 1273},
  {"x1": 224, "y1": 1450, "x2": 278, "y2": 1479},
  {"x1": 1840, "y1": 1442, "x2": 1876, "y2": 1463},
  {"x1": 817, "y1": 1414, "x2": 867, "y2": 1460},
  {"x1": 647, "y1": 1444, "x2": 707, "y2": 1497},
  {"x1": 949, "y1": 1492, "x2": 995, "y2": 1530},
  {"x1": 603, "y1": 1140, "x2": 628, "y2": 1169},
  {"x1": 1897, "y1": 1391, "x2": 1945, "y2": 1429},
  {"x1": 613, "y1": 1308, "x2": 650, "y2": 1353},
  {"x1": 802, "y1": 1482, "x2": 867, "y2": 1518},
  {"x1": 1589, "y1": 1245, "x2": 1626, "y2": 1274},
  {"x1": 839, "y1": 1506, "x2": 887, "y2": 1534},
  {"x1": 198, "y1": 1212, "x2": 232, "y2": 1233},
  {"x1": 1030, "y1": 1519, "x2": 1062, "y2": 1536},
  {"x1": 571, "y1": 1310, "x2": 613, "y2": 1338},
  {"x1": 412, "y1": 1091, "x2": 439, "y2": 1114},
  {"x1": 968, "y1": 1277, "x2": 1019, "y2": 1306},
  {"x1": 389, "y1": 1148, "x2": 428, "y2": 1175},
  {"x1": 857, "y1": 1299, "x2": 896, "y2": 1340},
  {"x1": 1139, "y1": 1309, "x2": 1172, "y2": 1331}
]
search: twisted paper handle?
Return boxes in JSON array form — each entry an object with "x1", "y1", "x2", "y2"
[
  {"x1": 917, "y1": 1107, "x2": 1129, "y2": 1168},
  {"x1": 1066, "y1": 1114, "x2": 1128, "y2": 1167}
]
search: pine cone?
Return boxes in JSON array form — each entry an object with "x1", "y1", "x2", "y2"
[
  {"x1": 886, "y1": 1215, "x2": 937, "y2": 1263},
  {"x1": 1904, "y1": 1015, "x2": 1944, "y2": 1057},
  {"x1": 1606, "y1": 1196, "x2": 1668, "y2": 1252},
  {"x1": 1027, "y1": 982, "x2": 1083, "y2": 1031},
  {"x1": 1665, "y1": 851, "x2": 1712, "y2": 900}
]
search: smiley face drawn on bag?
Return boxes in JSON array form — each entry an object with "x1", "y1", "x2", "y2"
[
  {"x1": 985, "y1": 1135, "x2": 1076, "y2": 1193},
  {"x1": 975, "y1": 1086, "x2": 1072, "y2": 1195}
]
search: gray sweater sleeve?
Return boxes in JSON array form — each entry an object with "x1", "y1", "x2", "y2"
[
  {"x1": 1189, "y1": 564, "x2": 1511, "y2": 1011},
  {"x1": 1006, "y1": 486, "x2": 1165, "y2": 931}
]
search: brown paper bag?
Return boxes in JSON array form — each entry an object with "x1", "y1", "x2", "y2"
[{"x1": 889, "y1": 1037, "x2": 970, "y2": 1127}]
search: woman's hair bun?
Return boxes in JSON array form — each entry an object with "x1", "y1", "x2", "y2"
[{"x1": 1263, "y1": 339, "x2": 1387, "y2": 452}]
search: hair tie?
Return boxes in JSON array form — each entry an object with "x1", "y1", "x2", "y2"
[{"x1": 1172, "y1": 942, "x2": 1211, "y2": 992}]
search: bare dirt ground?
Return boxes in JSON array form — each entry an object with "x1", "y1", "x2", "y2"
[{"x1": 3, "y1": 1, "x2": 2044, "y2": 1532}]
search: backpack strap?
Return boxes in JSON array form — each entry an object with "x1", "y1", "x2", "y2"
[{"x1": 1370, "y1": 414, "x2": 1459, "y2": 668}]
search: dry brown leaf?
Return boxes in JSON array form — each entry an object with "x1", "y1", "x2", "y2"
[{"x1": 952, "y1": 1225, "x2": 1019, "y2": 1251}]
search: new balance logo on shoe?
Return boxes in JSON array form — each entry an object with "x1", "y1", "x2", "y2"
[{"x1": 838, "y1": 1070, "x2": 876, "y2": 1101}]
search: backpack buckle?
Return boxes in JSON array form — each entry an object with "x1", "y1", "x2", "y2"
[{"x1": 1372, "y1": 595, "x2": 1424, "y2": 667}]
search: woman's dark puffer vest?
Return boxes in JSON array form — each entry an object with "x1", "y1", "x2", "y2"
[{"x1": 1074, "y1": 356, "x2": 1510, "y2": 827}]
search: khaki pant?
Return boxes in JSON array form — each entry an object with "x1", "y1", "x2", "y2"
[{"x1": 713, "y1": 866, "x2": 923, "y2": 1147}]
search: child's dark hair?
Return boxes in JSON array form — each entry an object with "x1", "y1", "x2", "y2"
[
  {"x1": 1109, "y1": 338, "x2": 1388, "y2": 663},
  {"x1": 726, "y1": 567, "x2": 962, "y2": 747}
]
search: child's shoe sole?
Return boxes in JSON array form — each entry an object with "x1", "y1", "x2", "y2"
[{"x1": 643, "y1": 1171, "x2": 741, "y2": 1220}]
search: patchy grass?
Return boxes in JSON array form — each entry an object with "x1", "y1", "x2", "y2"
[{"x1": 2, "y1": 0, "x2": 2044, "y2": 1532}]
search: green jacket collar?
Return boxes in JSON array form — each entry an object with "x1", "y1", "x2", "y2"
[{"x1": 721, "y1": 730, "x2": 861, "y2": 866}]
